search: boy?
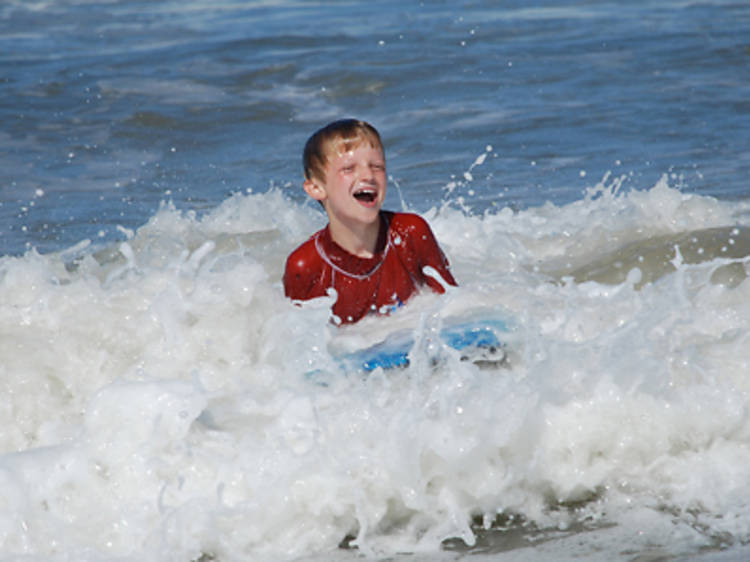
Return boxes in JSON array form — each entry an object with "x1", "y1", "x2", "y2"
[{"x1": 284, "y1": 119, "x2": 457, "y2": 324}]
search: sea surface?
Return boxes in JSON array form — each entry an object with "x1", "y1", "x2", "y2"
[{"x1": 2, "y1": 1, "x2": 750, "y2": 561}]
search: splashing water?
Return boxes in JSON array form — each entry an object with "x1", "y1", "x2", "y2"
[{"x1": 3, "y1": 177, "x2": 750, "y2": 561}]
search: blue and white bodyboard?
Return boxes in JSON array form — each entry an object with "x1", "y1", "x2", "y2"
[{"x1": 339, "y1": 318, "x2": 510, "y2": 372}]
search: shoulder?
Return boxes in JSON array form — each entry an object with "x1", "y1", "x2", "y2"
[
  {"x1": 386, "y1": 211, "x2": 433, "y2": 236},
  {"x1": 284, "y1": 230, "x2": 328, "y2": 299},
  {"x1": 387, "y1": 212, "x2": 438, "y2": 249},
  {"x1": 285, "y1": 233, "x2": 322, "y2": 274}
]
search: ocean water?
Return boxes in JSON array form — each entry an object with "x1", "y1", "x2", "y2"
[{"x1": 2, "y1": 1, "x2": 750, "y2": 561}]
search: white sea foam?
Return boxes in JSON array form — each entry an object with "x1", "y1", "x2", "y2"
[{"x1": 2, "y1": 179, "x2": 750, "y2": 561}]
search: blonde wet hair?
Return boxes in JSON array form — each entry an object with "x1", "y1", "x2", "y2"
[{"x1": 303, "y1": 118, "x2": 384, "y2": 182}]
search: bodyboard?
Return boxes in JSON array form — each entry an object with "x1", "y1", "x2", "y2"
[{"x1": 339, "y1": 318, "x2": 510, "y2": 371}]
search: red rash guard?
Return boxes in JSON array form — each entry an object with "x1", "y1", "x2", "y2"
[{"x1": 284, "y1": 211, "x2": 457, "y2": 324}]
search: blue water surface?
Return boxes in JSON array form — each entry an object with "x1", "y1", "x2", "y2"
[{"x1": 1, "y1": 0, "x2": 749, "y2": 255}]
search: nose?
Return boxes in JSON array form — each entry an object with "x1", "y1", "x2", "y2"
[{"x1": 358, "y1": 162, "x2": 375, "y2": 182}]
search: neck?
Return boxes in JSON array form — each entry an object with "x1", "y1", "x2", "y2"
[{"x1": 328, "y1": 214, "x2": 382, "y2": 258}]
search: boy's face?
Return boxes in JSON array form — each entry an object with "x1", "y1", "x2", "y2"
[{"x1": 304, "y1": 139, "x2": 386, "y2": 231}]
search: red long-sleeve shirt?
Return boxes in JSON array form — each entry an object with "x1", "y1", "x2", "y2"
[{"x1": 284, "y1": 211, "x2": 457, "y2": 324}]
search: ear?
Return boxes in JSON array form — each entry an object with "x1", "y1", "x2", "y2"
[{"x1": 303, "y1": 177, "x2": 327, "y2": 202}]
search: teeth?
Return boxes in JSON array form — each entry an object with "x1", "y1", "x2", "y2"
[{"x1": 354, "y1": 188, "x2": 376, "y2": 202}]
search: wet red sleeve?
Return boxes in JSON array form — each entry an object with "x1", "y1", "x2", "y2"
[
  {"x1": 283, "y1": 239, "x2": 324, "y2": 300},
  {"x1": 396, "y1": 213, "x2": 457, "y2": 293}
]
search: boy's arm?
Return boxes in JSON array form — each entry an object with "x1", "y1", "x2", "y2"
[
  {"x1": 397, "y1": 213, "x2": 457, "y2": 292},
  {"x1": 419, "y1": 222, "x2": 457, "y2": 292},
  {"x1": 283, "y1": 242, "x2": 322, "y2": 300}
]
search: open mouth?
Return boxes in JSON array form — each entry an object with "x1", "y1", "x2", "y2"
[{"x1": 353, "y1": 188, "x2": 377, "y2": 203}]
